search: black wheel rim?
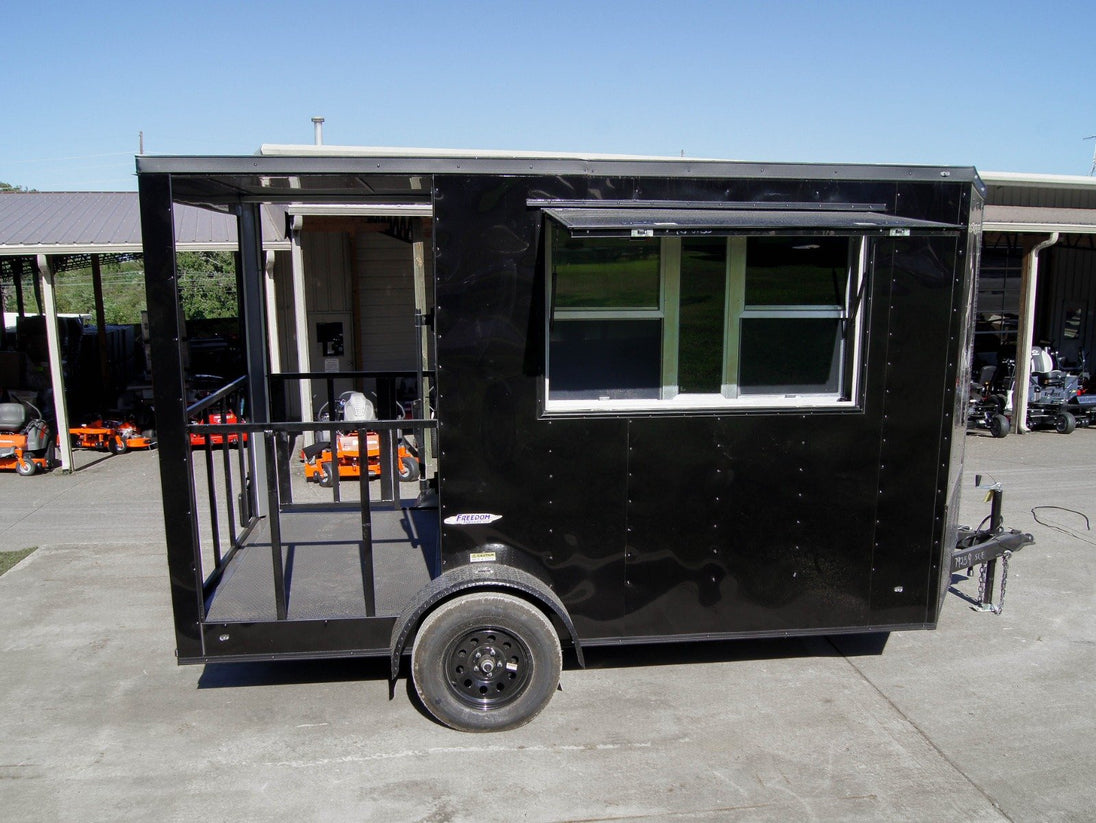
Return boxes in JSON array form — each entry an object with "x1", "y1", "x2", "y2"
[{"x1": 443, "y1": 626, "x2": 533, "y2": 710}]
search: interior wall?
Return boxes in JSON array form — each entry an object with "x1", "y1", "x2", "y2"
[
  {"x1": 269, "y1": 220, "x2": 435, "y2": 417},
  {"x1": 353, "y1": 230, "x2": 421, "y2": 372}
]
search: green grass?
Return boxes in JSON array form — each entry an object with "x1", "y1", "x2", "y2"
[{"x1": 0, "y1": 547, "x2": 36, "y2": 577}]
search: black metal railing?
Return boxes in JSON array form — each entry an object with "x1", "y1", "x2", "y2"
[
  {"x1": 186, "y1": 376, "x2": 254, "y2": 581},
  {"x1": 185, "y1": 371, "x2": 436, "y2": 622}
]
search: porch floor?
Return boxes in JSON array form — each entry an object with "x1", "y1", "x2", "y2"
[{"x1": 204, "y1": 502, "x2": 438, "y2": 622}]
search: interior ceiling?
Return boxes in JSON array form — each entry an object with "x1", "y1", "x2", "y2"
[{"x1": 168, "y1": 173, "x2": 431, "y2": 209}]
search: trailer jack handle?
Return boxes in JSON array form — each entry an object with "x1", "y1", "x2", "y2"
[{"x1": 952, "y1": 477, "x2": 1035, "y2": 615}]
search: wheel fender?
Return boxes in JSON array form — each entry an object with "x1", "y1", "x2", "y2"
[{"x1": 389, "y1": 563, "x2": 584, "y2": 679}]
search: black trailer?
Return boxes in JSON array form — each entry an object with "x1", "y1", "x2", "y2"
[{"x1": 137, "y1": 150, "x2": 1028, "y2": 731}]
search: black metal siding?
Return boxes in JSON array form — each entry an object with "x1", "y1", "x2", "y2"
[{"x1": 432, "y1": 173, "x2": 972, "y2": 642}]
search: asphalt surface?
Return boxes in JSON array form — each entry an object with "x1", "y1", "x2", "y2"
[{"x1": 0, "y1": 431, "x2": 1093, "y2": 822}]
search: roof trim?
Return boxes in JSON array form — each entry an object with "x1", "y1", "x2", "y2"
[{"x1": 137, "y1": 151, "x2": 981, "y2": 185}]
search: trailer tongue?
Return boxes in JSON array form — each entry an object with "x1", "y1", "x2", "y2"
[{"x1": 952, "y1": 479, "x2": 1035, "y2": 614}]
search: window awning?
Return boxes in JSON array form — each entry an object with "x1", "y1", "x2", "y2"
[{"x1": 544, "y1": 207, "x2": 961, "y2": 238}]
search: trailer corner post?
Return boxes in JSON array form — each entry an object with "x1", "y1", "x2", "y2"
[
  {"x1": 1014, "y1": 232, "x2": 1059, "y2": 433},
  {"x1": 34, "y1": 254, "x2": 73, "y2": 472},
  {"x1": 138, "y1": 172, "x2": 205, "y2": 662}
]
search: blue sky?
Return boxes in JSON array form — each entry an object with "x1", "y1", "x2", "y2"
[{"x1": 3, "y1": 0, "x2": 1094, "y2": 191}]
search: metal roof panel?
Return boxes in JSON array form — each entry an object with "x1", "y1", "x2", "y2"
[{"x1": 0, "y1": 192, "x2": 287, "y2": 254}]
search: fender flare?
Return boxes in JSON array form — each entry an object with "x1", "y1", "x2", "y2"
[{"x1": 388, "y1": 563, "x2": 585, "y2": 678}]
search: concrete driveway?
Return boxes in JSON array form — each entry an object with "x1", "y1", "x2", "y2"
[{"x1": 0, "y1": 432, "x2": 1093, "y2": 822}]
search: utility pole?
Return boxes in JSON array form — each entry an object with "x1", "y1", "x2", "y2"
[{"x1": 1086, "y1": 135, "x2": 1096, "y2": 175}]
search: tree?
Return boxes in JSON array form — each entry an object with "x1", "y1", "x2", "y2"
[
  {"x1": 177, "y1": 252, "x2": 238, "y2": 319},
  {"x1": 0, "y1": 181, "x2": 33, "y2": 193}
]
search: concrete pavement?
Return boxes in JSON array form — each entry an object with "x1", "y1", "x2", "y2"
[{"x1": 0, "y1": 433, "x2": 1093, "y2": 822}]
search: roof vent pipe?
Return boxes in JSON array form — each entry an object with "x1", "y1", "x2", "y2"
[{"x1": 312, "y1": 117, "x2": 325, "y2": 146}]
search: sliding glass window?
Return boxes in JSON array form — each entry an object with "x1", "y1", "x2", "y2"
[{"x1": 546, "y1": 223, "x2": 867, "y2": 412}]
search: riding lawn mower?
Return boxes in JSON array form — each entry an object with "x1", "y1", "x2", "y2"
[{"x1": 0, "y1": 401, "x2": 53, "y2": 476}]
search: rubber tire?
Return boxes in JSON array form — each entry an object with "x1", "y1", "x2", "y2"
[
  {"x1": 411, "y1": 592, "x2": 562, "y2": 733},
  {"x1": 398, "y1": 456, "x2": 421, "y2": 482},
  {"x1": 1055, "y1": 412, "x2": 1076, "y2": 434},
  {"x1": 317, "y1": 461, "x2": 334, "y2": 488},
  {"x1": 989, "y1": 414, "x2": 1009, "y2": 438},
  {"x1": 15, "y1": 455, "x2": 37, "y2": 476},
  {"x1": 109, "y1": 436, "x2": 128, "y2": 454}
]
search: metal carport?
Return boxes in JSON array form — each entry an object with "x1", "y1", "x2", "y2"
[
  {"x1": 0, "y1": 192, "x2": 286, "y2": 470},
  {"x1": 981, "y1": 171, "x2": 1096, "y2": 432}
]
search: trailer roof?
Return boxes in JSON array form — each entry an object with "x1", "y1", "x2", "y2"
[{"x1": 135, "y1": 146, "x2": 982, "y2": 207}]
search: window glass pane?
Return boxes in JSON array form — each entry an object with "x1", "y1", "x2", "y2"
[
  {"x1": 552, "y1": 224, "x2": 660, "y2": 309},
  {"x1": 549, "y1": 318, "x2": 661, "y2": 399},
  {"x1": 679, "y1": 238, "x2": 726, "y2": 393},
  {"x1": 739, "y1": 318, "x2": 842, "y2": 394},
  {"x1": 745, "y1": 237, "x2": 849, "y2": 307}
]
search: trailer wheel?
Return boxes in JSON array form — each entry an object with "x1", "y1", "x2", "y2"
[
  {"x1": 398, "y1": 456, "x2": 420, "y2": 482},
  {"x1": 411, "y1": 592, "x2": 562, "y2": 732},
  {"x1": 317, "y1": 461, "x2": 334, "y2": 487},
  {"x1": 1055, "y1": 412, "x2": 1076, "y2": 434},
  {"x1": 989, "y1": 414, "x2": 1009, "y2": 438},
  {"x1": 15, "y1": 455, "x2": 37, "y2": 476}
]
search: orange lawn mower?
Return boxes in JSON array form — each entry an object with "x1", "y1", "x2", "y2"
[
  {"x1": 301, "y1": 391, "x2": 421, "y2": 487},
  {"x1": 189, "y1": 409, "x2": 248, "y2": 448},
  {"x1": 0, "y1": 400, "x2": 54, "y2": 477},
  {"x1": 70, "y1": 418, "x2": 156, "y2": 453}
]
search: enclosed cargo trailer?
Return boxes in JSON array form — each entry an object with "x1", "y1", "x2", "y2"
[{"x1": 137, "y1": 150, "x2": 1029, "y2": 731}]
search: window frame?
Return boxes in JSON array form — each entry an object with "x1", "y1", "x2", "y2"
[{"x1": 544, "y1": 224, "x2": 870, "y2": 414}]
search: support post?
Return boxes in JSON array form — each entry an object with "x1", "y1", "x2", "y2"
[
  {"x1": 290, "y1": 216, "x2": 314, "y2": 441},
  {"x1": 91, "y1": 254, "x2": 111, "y2": 409},
  {"x1": 34, "y1": 255, "x2": 73, "y2": 472},
  {"x1": 237, "y1": 204, "x2": 270, "y2": 517},
  {"x1": 263, "y1": 250, "x2": 281, "y2": 372},
  {"x1": 14, "y1": 257, "x2": 27, "y2": 317},
  {"x1": 0, "y1": 264, "x2": 6, "y2": 350},
  {"x1": 411, "y1": 220, "x2": 433, "y2": 473},
  {"x1": 30, "y1": 258, "x2": 44, "y2": 315},
  {"x1": 1013, "y1": 232, "x2": 1058, "y2": 433}
]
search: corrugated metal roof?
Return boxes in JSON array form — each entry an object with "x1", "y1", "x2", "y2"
[
  {"x1": 981, "y1": 171, "x2": 1096, "y2": 212},
  {"x1": 0, "y1": 192, "x2": 287, "y2": 255}
]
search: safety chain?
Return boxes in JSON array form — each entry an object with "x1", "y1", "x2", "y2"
[{"x1": 977, "y1": 550, "x2": 1011, "y2": 614}]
